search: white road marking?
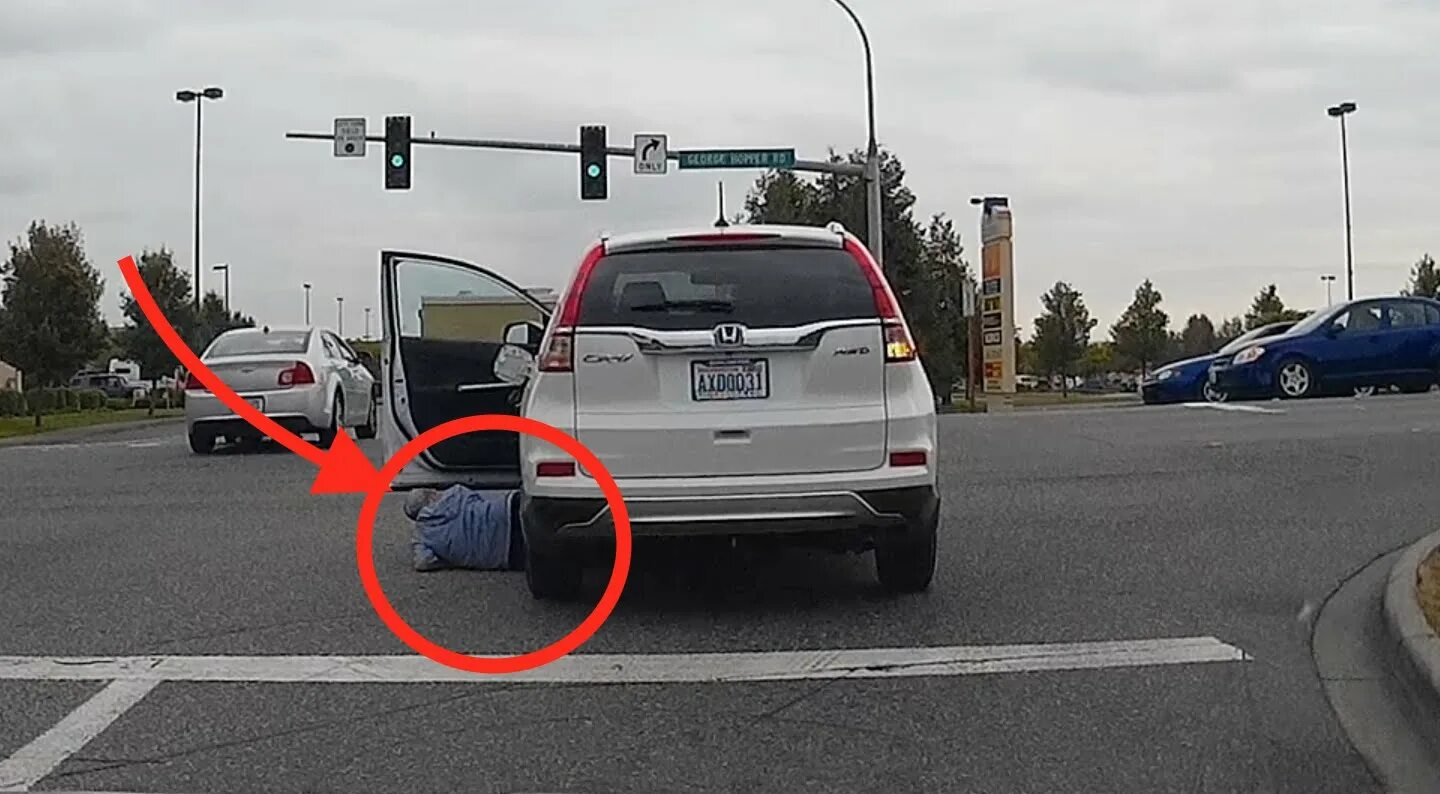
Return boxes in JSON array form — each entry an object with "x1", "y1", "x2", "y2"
[
  {"x1": 0, "y1": 680, "x2": 158, "y2": 792},
  {"x1": 1181, "y1": 402, "x2": 1284, "y2": 414},
  {"x1": 0, "y1": 637, "x2": 1248, "y2": 686},
  {"x1": 0, "y1": 437, "x2": 172, "y2": 453}
]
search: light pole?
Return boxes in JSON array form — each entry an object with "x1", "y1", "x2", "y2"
[
  {"x1": 336, "y1": 296, "x2": 345, "y2": 336},
  {"x1": 303, "y1": 283, "x2": 312, "y2": 325},
  {"x1": 176, "y1": 86, "x2": 224, "y2": 310},
  {"x1": 211, "y1": 263, "x2": 230, "y2": 314},
  {"x1": 830, "y1": 0, "x2": 883, "y2": 270},
  {"x1": 1327, "y1": 101, "x2": 1357, "y2": 301},
  {"x1": 1321, "y1": 274, "x2": 1337, "y2": 305},
  {"x1": 364, "y1": 307, "x2": 372, "y2": 340}
]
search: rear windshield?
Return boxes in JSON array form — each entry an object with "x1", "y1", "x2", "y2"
[
  {"x1": 205, "y1": 330, "x2": 310, "y2": 358},
  {"x1": 576, "y1": 246, "x2": 877, "y2": 330}
]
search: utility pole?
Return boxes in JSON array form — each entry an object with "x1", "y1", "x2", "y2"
[{"x1": 1327, "y1": 101, "x2": 1358, "y2": 300}]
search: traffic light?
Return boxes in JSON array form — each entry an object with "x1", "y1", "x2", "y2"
[
  {"x1": 579, "y1": 125, "x2": 607, "y2": 200},
  {"x1": 385, "y1": 115, "x2": 411, "y2": 190}
]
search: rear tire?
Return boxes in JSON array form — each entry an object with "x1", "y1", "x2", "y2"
[
  {"x1": 317, "y1": 395, "x2": 342, "y2": 448},
  {"x1": 876, "y1": 510, "x2": 938, "y2": 594},
  {"x1": 525, "y1": 548, "x2": 583, "y2": 601},
  {"x1": 355, "y1": 397, "x2": 377, "y2": 440},
  {"x1": 188, "y1": 428, "x2": 214, "y2": 455}
]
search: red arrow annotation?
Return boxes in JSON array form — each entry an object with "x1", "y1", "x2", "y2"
[{"x1": 117, "y1": 255, "x2": 382, "y2": 495}]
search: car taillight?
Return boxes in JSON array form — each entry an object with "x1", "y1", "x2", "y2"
[
  {"x1": 884, "y1": 322, "x2": 917, "y2": 362},
  {"x1": 842, "y1": 236, "x2": 918, "y2": 363},
  {"x1": 278, "y1": 362, "x2": 316, "y2": 387},
  {"x1": 184, "y1": 372, "x2": 206, "y2": 391},
  {"x1": 538, "y1": 331, "x2": 574, "y2": 372},
  {"x1": 889, "y1": 450, "x2": 927, "y2": 467},
  {"x1": 536, "y1": 461, "x2": 576, "y2": 477}
]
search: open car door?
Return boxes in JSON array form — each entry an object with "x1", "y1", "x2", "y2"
[{"x1": 380, "y1": 251, "x2": 551, "y2": 490}]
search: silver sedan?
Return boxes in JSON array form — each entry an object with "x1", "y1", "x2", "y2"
[{"x1": 184, "y1": 326, "x2": 378, "y2": 454}]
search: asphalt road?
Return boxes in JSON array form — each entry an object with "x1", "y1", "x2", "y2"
[{"x1": 4, "y1": 394, "x2": 1439, "y2": 792}]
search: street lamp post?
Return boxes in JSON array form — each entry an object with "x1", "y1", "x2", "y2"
[
  {"x1": 337, "y1": 296, "x2": 345, "y2": 336},
  {"x1": 211, "y1": 263, "x2": 230, "y2": 314},
  {"x1": 1327, "y1": 101, "x2": 1357, "y2": 301},
  {"x1": 1321, "y1": 274, "x2": 1337, "y2": 305},
  {"x1": 364, "y1": 307, "x2": 372, "y2": 341},
  {"x1": 176, "y1": 86, "x2": 224, "y2": 310},
  {"x1": 830, "y1": 0, "x2": 883, "y2": 271},
  {"x1": 303, "y1": 283, "x2": 312, "y2": 325}
]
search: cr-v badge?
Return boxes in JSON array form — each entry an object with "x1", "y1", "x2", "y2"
[{"x1": 582, "y1": 353, "x2": 634, "y2": 364}]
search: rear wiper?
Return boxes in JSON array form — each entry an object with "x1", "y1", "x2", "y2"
[{"x1": 628, "y1": 300, "x2": 735, "y2": 313}]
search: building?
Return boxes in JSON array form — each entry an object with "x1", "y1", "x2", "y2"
[
  {"x1": 0, "y1": 360, "x2": 22, "y2": 392},
  {"x1": 418, "y1": 288, "x2": 558, "y2": 342}
]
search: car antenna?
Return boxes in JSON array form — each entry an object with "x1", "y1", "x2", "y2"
[{"x1": 713, "y1": 181, "x2": 730, "y2": 228}]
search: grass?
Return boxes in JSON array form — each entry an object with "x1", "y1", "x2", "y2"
[
  {"x1": 0, "y1": 408, "x2": 183, "y2": 440},
  {"x1": 1420, "y1": 547, "x2": 1440, "y2": 635}
]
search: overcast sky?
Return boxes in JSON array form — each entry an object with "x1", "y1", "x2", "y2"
[{"x1": 3, "y1": 0, "x2": 1437, "y2": 338}]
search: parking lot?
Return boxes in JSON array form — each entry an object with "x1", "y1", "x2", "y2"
[{"x1": 3, "y1": 394, "x2": 1439, "y2": 792}]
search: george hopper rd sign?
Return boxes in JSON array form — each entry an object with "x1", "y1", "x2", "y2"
[{"x1": 678, "y1": 149, "x2": 796, "y2": 170}]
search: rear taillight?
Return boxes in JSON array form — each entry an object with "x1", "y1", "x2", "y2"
[
  {"x1": 842, "y1": 236, "x2": 918, "y2": 363},
  {"x1": 537, "y1": 331, "x2": 574, "y2": 373},
  {"x1": 889, "y1": 450, "x2": 927, "y2": 467},
  {"x1": 184, "y1": 372, "x2": 206, "y2": 391},
  {"x1": 536, "y1": 461, "x2": 576, "y2": 477},
  {"x1": 278, "y1": 362, "x2": 316, "y2": 387},
  {"x1": 884, "y1": 322, "x2": 917, "y2": 362}
]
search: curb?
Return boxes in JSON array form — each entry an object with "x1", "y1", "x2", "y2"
[
  {"x1": 1384, "y1": 529, "x2": 1440, "y2": 732},
  {"x1": 0, "y1": 416, "x2": 182, "y2": 448}
]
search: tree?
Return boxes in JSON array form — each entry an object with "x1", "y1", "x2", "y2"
[
  {"x1": 1180, "y1": 314, "x2": 1217, "y2": 357},
  {"x1": 1110, "y1": 280, "x2": 1170, "y2": 375},
  {"x1": 1244, "y1": 284, "x2": 1307, "y2": 330},
  {"x1": 1079, "y1": 342, "x2": 1115, "y2": 379},
  {"x1": 744, "y1": 147, "x2": 965, "y2": 399},
  {"x1": 1032, "y1": 281, "x2": 1096, "y2": 396},
  {"x1": 1404, "y1": 254, "x2": 1440, "y2": 299},
  {"x1": 118, "y1": 248, "x2": 195, "y2": 415},
  {"x1": 0, "y1": 221, "x2": 108, "y2": 425},
  {"x1": 1217, "y1": 316, "x2": 1245, "y2": 345},
  {"x1": 193, "y1": 290, "x2": 256, "y2": 353}
]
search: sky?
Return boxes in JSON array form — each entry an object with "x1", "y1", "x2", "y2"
[{"x1": 2, "y1": 0, "x2": 1438, "y2": 339}]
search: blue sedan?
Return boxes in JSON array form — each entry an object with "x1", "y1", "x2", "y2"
[
  {"x1": 1209, "y1": 296, "x2": 1440, "y2": 400},
  {"x1": 1140, "y1": 321, "x2": 1298, "y2": 404}
]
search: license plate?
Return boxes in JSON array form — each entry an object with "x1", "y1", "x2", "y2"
[
  {"x1": 244, "y1": 397, "x2": 263, "y2": 412},
  {"x1": 692, "y1": 359, "x2": 769, "y2": 401}
]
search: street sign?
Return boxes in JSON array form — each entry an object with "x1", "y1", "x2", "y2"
[
  {"x1": 678, "y1": 149, "x2": 796, "y2": 170},
  {"x1": 334, "y1": 117, "x2": 366, "y2": 158},
  {"x1": 634, "y1": 134, "x2": 668, "y2": 175}
]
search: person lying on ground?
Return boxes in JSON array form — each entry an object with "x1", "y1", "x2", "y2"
[{"x1": 403, "y1": 486, "x2": 525, "y2": 572}]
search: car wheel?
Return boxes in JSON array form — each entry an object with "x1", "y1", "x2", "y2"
[
  {"x1": 875, "y1": 509, "x2": 938, "y2": 594},
  {"x1": 1202, "y1": 381, "x2": 1228, "y2": 403},
  {"x1": 318, "y1": 395, "x2": 342, "y2": 448},
  {"x1": 188, "y1": 428, "x2": 214, "y2": 455},
  {"x1": 355, "y1": 397, "x2": 377, "y2": 440},
  {"x1": 1276, "y1": 359, "x2": 1315, "y2": 399},
  {"x1": 525, "y1": 547, "x2": 583, "y2": 601}
]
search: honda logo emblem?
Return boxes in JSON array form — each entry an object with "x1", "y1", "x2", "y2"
[{"x1": 713, "y1": 323, "x2": 745, "y2": 347}]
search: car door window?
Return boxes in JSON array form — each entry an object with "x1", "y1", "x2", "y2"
[
  {"x1": 1424, "y1": 303, "x2": 1440, "y2": 326},
  {"x1": 1333, "y1": 304, "x2": 1382, "y2": 334},
  {"x1": 320, "y1": 334, "x2": 343, "y2": 362},
  {"x1": 1386, "y1": 301, "x2": 1427, "y2": 329}
]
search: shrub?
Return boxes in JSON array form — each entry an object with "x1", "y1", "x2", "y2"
[
  {"x1": 106, "y1": 397, "x2": 131, "y2": 411},
  {"x1": 78, "y1": 389, "x2": 107, "y2": 411},
  {"x1": 0, "y1": 390, "x2": 26, "y2": 417}
]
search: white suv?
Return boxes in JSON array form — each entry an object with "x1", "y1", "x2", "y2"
[{"x1": 378, "y1": 225, "x2": 939, "y2": 600}]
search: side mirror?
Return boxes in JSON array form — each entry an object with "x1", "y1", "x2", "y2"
[{"x1": 503, "y1": 321, "x2": 545, "y2": 353}]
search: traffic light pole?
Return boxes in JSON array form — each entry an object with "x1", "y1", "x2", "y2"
[{"x1": 285, "y1": 130, "x2": 867, "y2": 178}]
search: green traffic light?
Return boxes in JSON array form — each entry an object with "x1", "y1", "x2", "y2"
[
  {"x1": 391, "y1": 154, "x2": 405, "y2": 168},
  {"x1": 586, "y1": 163, "x2": 601, "y2": 178}
]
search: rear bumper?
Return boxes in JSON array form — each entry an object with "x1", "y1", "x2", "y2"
[
  {"x1": 522, "y1": 485, "x2": 940, "y2": 555},
  {"x1": 185, "y1": 385, "x2": 331, "y2": 435}
]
